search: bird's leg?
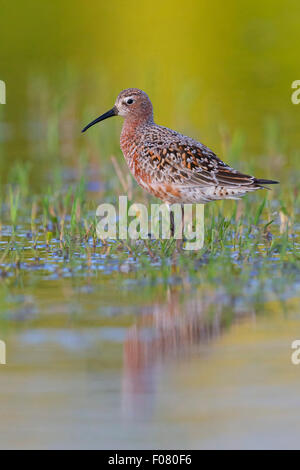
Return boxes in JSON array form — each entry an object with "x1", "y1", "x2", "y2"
[
  {"x1": 176, "y1": 204, "x2": 184, "y2": 251},
  {"x1": 170, "y1": 210, "x2": 175, "y2": 238},
  {"x1": 167, "y1": 203, "x2": 184, "y2": 250},
  {"x1": 166, "y1": 203, "x2": 175, "y2": 238},
  {"x1": 181, "y1": 204, "x2": 184, "y2": 237}
]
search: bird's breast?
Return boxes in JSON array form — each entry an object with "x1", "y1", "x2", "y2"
[{"x1": 120, "y1": 125, "x2": 147, "y2": 178}]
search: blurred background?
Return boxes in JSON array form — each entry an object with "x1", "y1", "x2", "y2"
[
  {"x1": 1, "y1": 0, "x2": 300, "y2": 176},
  {"x1": 0, "y1": 0, "x2": 299, "y2": 450}
]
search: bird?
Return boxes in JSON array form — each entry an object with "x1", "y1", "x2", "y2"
[{"x1": 82, "y1": 88, "x2": 278, "y2": 207}]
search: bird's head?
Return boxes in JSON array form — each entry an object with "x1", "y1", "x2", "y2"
[{"x1": 82, "y1": 88, "x2": 153, "y2": 133}]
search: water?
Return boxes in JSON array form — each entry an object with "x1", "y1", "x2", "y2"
[
  {"x1": 0, "y1": 221, "x2": 299, "y2": 449},
  {"x1": 0, "y1": 279, "x2": 299, "y2": 449}
]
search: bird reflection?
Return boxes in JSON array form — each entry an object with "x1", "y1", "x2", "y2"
[{"x1": 121, "y1": 286, "x2": 234, "y2": 419}]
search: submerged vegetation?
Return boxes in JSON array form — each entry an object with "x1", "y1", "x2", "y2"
[{"x1": 0, "y1": 123, "x2": 299, "y2": 317}]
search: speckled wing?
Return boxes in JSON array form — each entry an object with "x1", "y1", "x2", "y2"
[{"x1": 146, "y1": 140, "x2": 261, "y2": 189}]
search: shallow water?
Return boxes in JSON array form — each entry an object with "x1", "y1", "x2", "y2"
[
  {"x1": 0, "y1": 290, "x2": 300, "y2": 449},
  {"x1": 0, "y1": 164, "x2": 298, "y2": 450},
  {"x1": 0, "y1": 225, "x2": 299, "y2": 449}
]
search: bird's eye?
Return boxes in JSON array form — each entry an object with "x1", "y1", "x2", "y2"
[{"x1": 126, "y1": 98, "x2": 134, "y2": 105}]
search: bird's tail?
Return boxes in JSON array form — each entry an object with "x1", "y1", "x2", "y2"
[
  {"x1": 255, "y1": 178, "x2": 279, "y2": 189},
  {"x1": 256, "y1": 178, "x2": 279, "y2": 185}
]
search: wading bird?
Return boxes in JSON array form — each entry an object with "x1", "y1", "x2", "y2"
[{"x1": 82, "y1": 88, "x2": 278, "y2": 234}]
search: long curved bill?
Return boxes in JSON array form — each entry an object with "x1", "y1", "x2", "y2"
[{"x1": 81, "y1": 106, "x2": 117, "y2": 133}]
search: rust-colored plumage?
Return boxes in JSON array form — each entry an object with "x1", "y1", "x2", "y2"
[{"x1": 82, "y1": 88, "x2": 278, "y2": 205}]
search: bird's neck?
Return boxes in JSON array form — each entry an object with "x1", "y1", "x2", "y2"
[
  {"x1": 121, "y1": 115, "x2": 154, "y2": 141},
  {"x1": 120, "y1": 117, "x2": 153, "y2": 165}
]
